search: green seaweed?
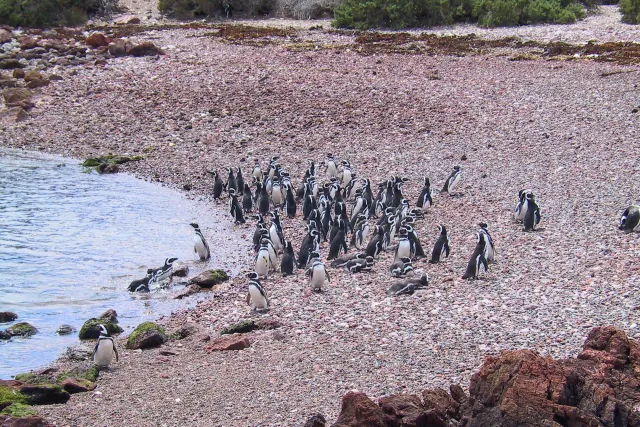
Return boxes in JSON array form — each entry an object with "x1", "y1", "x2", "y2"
[
  {"x1": 6, "y1": 322, "x2": 37, "y2": 337},
  {"x1": 220, "y1": 320, "x2": 257, "y2": 335},
  {"x1": 0, "y1": 385, "x2": 29, "y2": 407},
  {"x1": 78, "y1": 318, "x2": 123, "y2": 340},
  {"x1": 208, "y1": 270, "x2": 229, "y2": 283},
  {"x1": 0, "y1": 403, "x2": 37, "y2": 417}
]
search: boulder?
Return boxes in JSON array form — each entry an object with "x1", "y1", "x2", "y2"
[
  {"x1": 332, "y1": 391, "x2": 386, "y2": 427},
  {"x1": 60, "y1": 378, "x2": 96, "y2": 394},
  {"x1": 0, "y1": 312, "x2": 17, "y2": 323},
  {"x1": 23, "y1": 71, "x2": 42, "y2": 83},
  {"x1": 0, "y1": 74, "x2": 16, "y2": 88},
  {"x1": 18, "y1": 383, "x2": 69, "y2": 405},
  {"x1": 378, "y1": 394, "x2": 425, "y2": 427},
  {"x1": 204, "y1": 335, "x2": 251, "y2": 352},
  {"x1": 115, "y1": 15, "x2": 141, "y2": 24},
  {"x1": 421, "y1": 388, "x2": 459, "y2": 420},
  {"x1": 126, "y1": 322, "x2": 167, "y2": 350},
  {"x1": 303, "y1": 414, "x2": 326, "y2": 427},
  {"x1": 0, "y1": 415, "x2": 47, "y2": 427},
  {"x1": 56, "y1": 325, "x2": 75, "y2": 335},
  {"x1": 0, "y1": 29, "x2": 12, "y2": 44},
  {"x1": 85, "y1": 33, "x2": 108, "y2": 48},
  {"x1": 220, "y1": 320, "x2": 258, "y2": 335},
  {"x1": 5, "y1": 323, "x2": 37, "y2": 338},
  {"x1": 18, "y1": 37, "x2": 38, "y2": 50},
  {"x1": 172, "y1": 284, "x2": 200, "y2": 299},
  {"x1": 108, "y1": 39, "x2": 131, "y2": 57},
  {"x1": 25, "y1": 79, "x2": 49, "y2": 89},
  {"x1": 96, "y1": 163, "x2": 119, "y2": 174},
  {"x1": 3, "y1": 88, "x2": 33, "y2": 109},
  {"x1": 170, "y1": 263, "x2": 189, "y2": 278},
  {"x1": 189, "y1": 269, "x2": 229, "y2": 288},
  {"x1": 127, "y1": 42, "x2": 163, "y2": 57},
  {"x1": 0, "y1": 60, "x2": 23, "y2": 70},
  {"x1": 78, "y1": 318, "x2": 122, "y2": 340},
  {"x1": 172, "y1": 323, "x2": 202, "y2": 339},
  {"x1": 14, "y1": 108, "x2": 30, "y2": 123},
  {"x1": 99, "y1": 309, "x2": 118, "y2": 323}
]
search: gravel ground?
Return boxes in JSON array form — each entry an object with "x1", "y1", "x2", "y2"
[{"x1": 1, "y1": 19, "x2": 639, "y2": 426}]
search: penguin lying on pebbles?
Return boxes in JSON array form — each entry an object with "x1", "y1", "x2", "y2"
[
  {"x1": 389, "y1": 257, "x2": 413, "y2": 278},
  {"x1": 93, "y1": 324, "x2": 119, "y2": 368},
  {"x1": 478, "y1": 223, "x2": 495, "y2": 263},
  {"x1": 246, "y1": 272, "x2": 269, "y2": 311},
  {"x1": 523, "y1": 193, "x2": 541, "y2": 232},
  {"x1": 462, "y1": 232, "x2": 489, "y2": 280},
  {"x1": 429, "y1": 225, "x2": 450, "y2": 264},
  {"x1": 307, "y1": 259, "x2": 330, "y2": 292},
  {"x1": 441, "y1": 166, "x2": 462, "y2": 195},
  {"x1": 386, "y1": 273, "x2": 429, "y2": 296},
  {"x1": 330, "y1": 253, "x2": 365, "y2": 268},
  {"x1": 346, "y1": 256, "x2": 374, "y2": 273},
  {"x1": 191, "y1": 223, "x2": 210, "y2": 261},
  {"x1": 619, "y1": 205, "x2": 640, "y2": 232}
]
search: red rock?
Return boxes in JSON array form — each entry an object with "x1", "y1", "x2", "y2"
[
  {"x1": 85, "y1": 33, "x2": 109, "y2": 48},
  {"x1": 173, "y1": 284, "x2": 200, "y2": 299},
  {"x1": 0, "y1": 415, "x2": 49, "y2": 427},
  {"x1": 421, "y1": 388, "x2": 459, "y2": 420},
  {"x1": 378, "y1": 393, "x2": 425, "y2": 427},
  {"x1": 0, "y1": 29, "x2": 12, "y2": 44},
  {"x1": 12, "y1": 69, "x2": 24, "y2": 79},
  {"x1": 332, "y1": 391, "x2": 385, "y2": 427},
  {"x1": 23, "y1": 70, "x2": 42, "y2": 83},
  {"x1": 2, "y1": 88, "x2": 33, "y2": 109},
  {"x1": 128, "y1": 42, "x2": 164, "y2": 57},
  {"x1": 61, "y1": 377, "x2": 96, "y2": 393},
  {"x1": 204, "y1": 335, "x2": 251, "y2": 352},
  {"x1": 18, "y1": 37, "x2": 38, "y2": 50}
]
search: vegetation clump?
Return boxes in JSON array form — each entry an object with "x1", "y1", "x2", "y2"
[
  {"x1": 0, "y1": 402, "x2": 37, "y2": 417},
  {"x1": 620, "y1": 0, "x2": 640, "y2": 23},
  {"x1": 0, "y1": 0, "x2": 106, "y2": 28},
  {"x1": 78, "y1": 318, "x2": 123, "y2": 340},
  {"x1": 126, "y1": 321, "x2": 167, "y2": 349}
]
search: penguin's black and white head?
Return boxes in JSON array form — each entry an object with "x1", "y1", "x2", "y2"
[
  {"x1": 399, "y1": 227, "x2": 408, "y2": 236},
  {"x1": 236, "y1": 166, "x2": 242, "y2": 174},
  {"x1": 418, "y1": 274, "x2": 429, "y2": 286},
  {"x1": 285, "y1": 241, "x2": 293, "y2": 252},
  {"x1": 453, "y1": 165, "x2": 461, "y2": 171},
  {"x1": 438, "y1": 224, "x2": 447, "y2": 235},
  {"x1": 247, "y1": 272, "x2": 259, "y2": 280},
  {"x1": 365, "y1": 256, "x2": 374, "y2": 264},
  {"x1": 260, "y1": 238, "x2": 270, "y2": 247},
  {"x1": 309, "y1": 251, "x2": 320, "y2": 261},
  {"x1": 400, "y1": 257, "x2": 411, "y2": 264},
  {"x1": 229, "y1": 188, "x2": 237, "y2": 197},
  {"x1": 98, "y1": 324, "x2": 109, "y2": 337},
  {"x1": 478, "y1": 222, "x2": 488, "y2": 229},
  {"x1": 190, "y1": 223, "x2": 200, "y2": 230}
]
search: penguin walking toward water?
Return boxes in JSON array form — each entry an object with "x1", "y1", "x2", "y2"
[
  {"x1": 416, "y1": 177, "x2": 433, "y2": 211},
  {"x1": 307, "y1": 259, "x2": 330, "y2": 292},
  {"x1": 210, "y1": 170, "x2": 224, "y2": 201},
  {"x1": 246, "y1": 272, "x2": 269, "y2": 311},
  {"x1": 619, "y1": 205, "x2": 640, "y2": 232},
  {"x1": 191, "y1": 223, "x2": 211, "y2": 261},
  {"x1": 229, "y1": 189, "x2": 246, "y2": 224},
  {"x1": 328, "y1": 219, "x2": 348, "y2": 261},
  {"x1": 441, "y1": 166, "x2": 462, "y2": 195},
  {"x1": 513, "y1": 189, "x2": 533, "y2": 222},
  {"x1": 429, "y1": 224, "x2": 450, "y2": 264},
  {"x1": 93, "y1": 324, "x2": 119, "y2": 368},
  {"x1": 255, "y1": 239, "x2": 271, "y2": 279},
  {"x1": 394, "y1": 227, "x2": 412, "y2": 262},
  {"x1": 148, "y1": 257, "x2": 178, "y2": 285},
  {"x1": 462, "y1": 232, "x2": 489, "y2": 280},
  {"x1": 281, "y1": 241, "x2": 296, "y2": 276},
  {"x1": 386, "y1": 273, "x2": 429, "y2": 296},
  {"x1": 478, "y1": 222, "x2": 495, "y2": 263},
  {"x1": 523, "y1": 193, "x2": 541, "y2": 232}
]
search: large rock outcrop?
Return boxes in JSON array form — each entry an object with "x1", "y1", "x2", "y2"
[{"x1": 330, "y1": 326, "x2": 640, "y2": 427}]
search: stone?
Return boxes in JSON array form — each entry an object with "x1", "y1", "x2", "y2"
[
  {"x1": 49, "y1": 74, "x2": 63, "y2": 81},
  {"x1": 126, "y1": 321, "x2": 167, "y2": 350},
  {"x1": 220, "y1": 320, "x2": 258, "y2": 335},
  {"x1": 0, "y1": 415, "x2": 48, "y2": 427},
  {"x1": 0, "y1": 75, "x2": 16, "y2": 88},
  {"x1": 25, "y1": 79, "x2": 49, "y2": 89},
  {"x1": 174, "y1": 323, "x2": 202, "y2": 339},
  {"x1": 12, "y1": 69, "x2": 24, "y2": 79},
  {"x1": 0, "y1": 29, "x2": 12, "y2": 44},
  {"x1": 18, "y1": 383, "x2": 70, "y2": 405},
  {"x1": 78, "y1": 317, "x2": 123, "y2": 340},
  {"x1": 18, "y1": 37, "x2": 38, "y2": 50},
  {"x1": 85, "y1": 33, "x2": 109, "y2": 48},
  {"x1": 170, "y1": 263, "x2": 189, "y2": 278},
  {"x1": 23, "y1": 71, "x2": 42, "y2": 83},
  {"x1": 332, "y1": 391, "x2": 386, "y2": 427},
  {"x1": 189, "y1": 269, "x2": 229, "y2": 288},
  {"x1": 64, "y1": 347, "x2": 92, "y2": 361},
  {"x1": 204, "y1": 335, "x2": 251, "y2": 352},
  {"x1": 108, "y1": 39, "x2": 131, "y2": 57},
  {"x1": 0, "y1": 312, "x2": 17, "y2": 323},
  {"x1": 99, "y1": 309, "x2": 118, "y2": 323},
  {"x1": 172, "y1": 284, "x2": 200, "y2": 299},
  {"x1": 60, "y1": 378, "x2": 96, "y2": 394},
  {"x1": 0, "y1": 60, "x2": 23, "y2": 70},
  {"x1": 378, "y1": 394, "x2": 425, "y2": 427},
  {"x1": 115, "y1": 15, "x2": 141, "y2": 24},
  {"x1": 96, "y1": 163, "x2": 119, "y2": 174},
  {"x1": 56, "y1": 325, "x2": 75, "y2": 335},
  {"x1": 421, "y1": 388, "x2": 459, "y2": 420},
  {"x1": 3, "y1": 88, "x2": 33, "y2": 109},
  {"x1": 303, "y1": 413, "x2": 326, "y2": 427},
  {"x1": 128, "y1": 42, "x2": 163, "y2": 57},
  {"x1": 4, "y1": 323, "x2": 37, "y2": 338},
  {"x1": 94, "y1": 59, "x2": 107, "y2": 67}
]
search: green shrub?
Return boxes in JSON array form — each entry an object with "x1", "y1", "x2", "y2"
[
  {"x1": 0, "y1": 0, "x2": 102, "y2": 27},
  {"x1": 620, "y1": 0, "x2": 640, "y2": 23}
]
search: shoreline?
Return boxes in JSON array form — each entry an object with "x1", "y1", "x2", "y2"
[{"x1": 0, "y1": 15, "x2": 639, "y2": 425}]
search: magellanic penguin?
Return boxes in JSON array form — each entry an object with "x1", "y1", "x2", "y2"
[
  {"x1": 429, "y1": 224, "x2": 450, "y2": 264},
  {"x1": 478, "y1": 222, "x2": 495, "y2": 263},
  {"x1": 229, "y1": 189, "x2": 246, "y2": 224},
  {"x1": 405, "y1": 225, "x2": 426, "y2": 259},
  {"x1": 255, "y1": 239, "x2": 271, "y2": 279},
  {"x1": 148, "y1": 257, "x2": 178, "y2": 285},
  {"x1": 246, "y1": 272, "x2": 269, "y2": 311},
  {"x1": 513, "y1": 189, "x2": 533, "y2": 222},
  {"x1": 394, "y1": 227, "x2": 412, "y2": 262},
  {"x1": 271, "y1": 179, "x2": 284, "y2": 207},
  {"x1": 441, "y1": 166, "x2": 462, "y2": 195},
  {"x1": 258, "y1": 182, "x2": 270, "y2": 217},
  {"x1": 346, "y1": 256, "x2": 374, "y2": 273},
  {"x1": 326, "y1": 154, "x2": 338, "y2": 178},
  {"x1": 269, "y1": 211, "x2": 285, "y2": 253},
  {"x1": 252, "y1": 160, "x2": 263, "y2": 182},
  {"x1": 523, "y1": 193, "x2": 541, "y2": 232},
  {"x1": 236, "y1": 168, "x2": 245, "y2": 195},
  {"x1": 389, "y1": 257, "x2": 413, "y2": 278},
  {"x1": 619, "y1": 205, "x2": 640, "y2": 232},
  {"x1": 298, "y1": 228, "x2": 320, "y2": 268},
  {"x1": 307, "y1": 259, "x2": 330, "y2": 292},
  {"x1": 191, "y1": 223, "x2": 211, "y2": 261},
  {"x1": 226, "y1": 167, "x2": 237, "y2": 194},
  {"x1": 330, "y1": 252, "x2": 365, "y2": 268},
  {"x1": 462, "y1": 232, "x2": 489, "y2": 280},
  {"x1": 281, "y1": 241, "x2": 296, "y2": 276},
  {"x1": 328, "y1": 219, "x2": 348, "y2": 261},
  {"x1": 93, "y1": 324, "x2": 119, "y2": 368},
  {"x1": 210, "y1": 170, "x2": 224, "y2": 201},
  {"x1": 341, "y1": 160, "x2": 352, "y2": 188},
  {"x1": 365, "y1": 225, "x2": 385, "y2": 259},
  {"x1": 128, "y1": 270, "x2": 153, "y2": 292},
  {"x1": 284, "y1": 183, "x2": 297, "y2": 218},
  {"x1": 386, "y1": 273, "x2": 429, "y2": 296},
  {"x1": 351, "y1": 216, "x2": 370, "y2": 250},
  {"x1": 242, "y1": 183, "x2": 253, "y2": 214},
  {"x1": 416, "y1": 177, "x2": 433, "y2": 211}
]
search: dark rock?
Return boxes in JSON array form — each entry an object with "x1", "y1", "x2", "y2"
[
  {"x1": 78, "y1": 317, "x2": 122, "y2": 340},
  {"x1": 108, "y1": 39, "x2": 131, "y2": 57},
  {"x1": 204, "y1": 335, "x2": 251, "y2": 352},
  {"x1": 0, "y1": 60, "x2": 23, "y2": 70},
  {"x1": 303, "y1": 413, "x2": 326, "y2": 427},
  {"x1": 64, "y1": 347, "x2": 92, "y2": 361},
  {"x1": 96, "y1": 163, "x2": 118, "y2": 174},
  {"x1": 0, "y1": 29, "x2": 12, "y2": 44},
  {"x1": 0, "y1": 330, "x2": 9, "y2": 340},
  {"x1": 189, "y1": 269, "x2": 229, "y2": 288},
  {"x1": 94, "y1": 59, "x2": 107, "y2": 66},
  {"x1": 170, "y1": 263, "x2": 189, "y2": 278},
  {"x1": 0, "y1": 415, "x2": 48, "y2": 427},
  {"x1": 449, "y1": 384, "x2": 468, "y2": 405},
  {"x1": 332, "y1": 391, "x2": 385, "y2": 427},
  {"x1": 172, "y1": 284, "x2": 199, "y2": 299},
  {"x1": 378, "y1": 393, "x2": 424, "y2": 427},
  {"x1": 56, "y1": 325, "x2": 75, "y2": 335},
  {"x1": 126, "y1": 321, "x2": 167, "y2": 350},
  {"x1": 422, "y1": 388, "x2": 459, "y2": 420},
  {"x1": 3, "y1": 88, "x2": 33, "y2": 109},
  {"x1": 18, "y1": 383, "x2": 70, "y2": 405},
  {"x1": 5, "y1": 322, "x2": 37, "y2": 338},
  {"x1": 128, "y1": 42, "x2": 163, "y2": 57},
  {"x1": 48, "y1": 74, "x2": 63, "y2": 81},
  {"x1": 60, "y1": 378, "x2": 96, "y2": 394},
  {"x1": 0, "y1": 312, "x2": 17, "y2": 323},
  {"x1": 85, "y1": 33, "x2": 109, "y2": 48},
  {"x1": 220, "y1": 320, "x2": 258, "y2": 335},
  {"x1": 174, "y1": 323, "x2": 202, "y2": 339},
  {"x1": 99, "y1": 309, "x2": 118, "y2": 323},
  {"x1": 0, "y1": 75, "x2": 16, "y2": 88},
  {"x1": 18, "y1": 37, "x2": 38, "y2": 50},
  {"x1": 25, "y1": 79, "x2": 49, "y2": 89},
  {"x1": 23, "y1": 71, "x2": 42, "y2": 83}
]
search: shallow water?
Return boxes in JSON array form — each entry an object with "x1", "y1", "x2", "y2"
[{"x1": 0, "y1": 149, "x2": 247, "y2": 379}]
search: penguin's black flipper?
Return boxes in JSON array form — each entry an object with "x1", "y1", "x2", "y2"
[
  {"x1": 113, "y1": 343, "x2": 119, "y2": 362},
  {"x1": 444, "y1": 240, "x2": 450, "y2": 258},
  {"x1": 479, "y1": 254, "x2": 488, "y2": 273}
]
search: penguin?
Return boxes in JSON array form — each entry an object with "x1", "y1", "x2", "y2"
[
  {"x1": 284, "y1": 183, "x2": 297, "y2": 218},
  {"x1": 389, "y1": 257, "x2": 413, "y2": 278},
  {"x1": 253, "y1": 216, "x2": 266, "y2": 250},
  {"x1": 242, "y1": 183, "x2": 253, "y2": 213},
  {"x1": 211, "y1": 170, "x2": 224, "y2": 200},
  {"x1": 306, "y1": 250, "x2": 321, "y2": 268},
  {"x1": 619, "y1": 205, "x2": 640, "y2": 232},
  {"x1": 391, "y1": 180, "x2": 404, "y2": 208},
  {"x1": 148, "y1": 257, "x2": 178, "y2": 284},
  {"x1": 386, "y1": 273, "x2": 429, "y2": 296},
  {"x1": 226, "y1": 167, "x2": 237, "y2": 194},
  {"x1": 281, "y1": 241, "x2": 296, "y2": 276},
  {"x1": 326, "y1": 153, "x2": 338, "y2": 178},
  {"x1": 346, "y1": 256, "x2": 374, "y2": 273},
  {"x1": 351, "y1": 216, "x2": 370, "y2": 249},
  {"x1": 269, "y1": 211, "x2": 285, "y2": 253},
  {"x1": 271, "y1": 179, "x2": 284, "y2": 207},
  {"x1": 405, "y1": 224, "x2": 426, "y2": 259},
  {"x1": 127, "y1": 270, "x2": 153, "y2": 292},
  {"x1": 328, "y1": 219, "x2": 348, "y2": 261},
  {"x1": 416, "y1": 177, "x2": 433, "y2": 211},
  {"x1": 302, "y1": 185, "x2": 317, "y2": 220},
  {"x1": 462, "y1": 232, "x2": 489, "y2": 280},
  {"x1": 320, "y1": 202, "x2": 333, "y2": 242},
  {"x1": 441, "y1": 166, "x2": 462, "y2": 195},
  {"x1": 344, "y1": 172, "x2": 357, "y2": 200},
  {"x1": 264, "y1": 236, "x2": 278, "y2": 272},
  {"x1": 236, "y1": 167, "x2": 245, "y2": 195},
  {"x1": 307, "y1": 259, "x2": 330, "y2": 292},
  {"x1": 298, "y1": 229, "x2": 320, "y2": 268},
  {"x1": 513, "y1": 189, "x2": 533, "y2": 222},
  {"x1": 246, "y1": 273, "x2": 269, "y2": 311},
  {"x1": 330, "y1": 253, "x2": 365, "y2": 268},
  {"x1": 229, "y1": 189, "x2": 246, "y2": 224},
  {"x1": 252, "y1": 160, "x2": 263, "y2": 182},
  {"x1": 191, "y1": 223, "x2": 211, "y2": 261},
  {"x1": 365, "y1": 225, "x2": 385, "y2": 259},
  {"x1": 255, "y1": 239, "x2": 271, "y2": 278},
  {"x1": 258, "y1": 182, "x2": 270, "y2": 216},
  {"x1": 394, "y1": 227, "x2": 412, "y2": 262},
  {"x1": 478, "y1": 222, "x2": 495, "y2": 263},
  {"x1": 429, "y1": 224, "x2": 450, "y2": 264},
  {"x1": 93, "y1": 324, "x2": 119, "y2": 368},
  {"x1": 351, "y1": 189, "x2": 366, "y2": 218},
  {"x1": 341, "y1": 160, "x2": 352, "y2": 189},
  {"x1": 268, "y1": 156, "x2": 280, "y2": 179},
  {"x1": 523, "y1": 193, "x2": 541, "y2": 232},
  {"x1": 297, "y1": 171, "x2": 309, "y2": 201}
]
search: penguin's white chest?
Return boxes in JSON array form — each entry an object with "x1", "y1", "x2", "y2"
[
  {"x1": 270, "y1": 226, "x2": 282, "y2": 251},
  {"x1": 94, "y1": 340, "x2": 114, "y2": 367},
  {"x1": 448, "y1": 173, "x2": 461, "y2": 192},
  {"x1": 342, "y1": 170, "x2": 352, "y2": 187},
  {"x1": 194, "y1": 235, "x2": 208, "y2": 260},
  {"x1": 256, "y1": 251, "x2": 269, "y2": 277},
  {"x1": 309, "y1": 265, "x2": 326, "y2": 289},
  {"x1": 328, "y1": 162, "x2": 338, "y2": 178},
  {"x1": 272, "y1": 185, "x2": 282, "y2": 204},
  {"x1": 248, "y1": 285, "x2": 268, "y2": 309},
  {"x1": 396, "y1": 239, "x2": 411, "y2": 260}
]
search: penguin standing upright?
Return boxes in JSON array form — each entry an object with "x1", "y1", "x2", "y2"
[
  {"x1": 269, "y1": 211, "x2": 285, "y2": 253},
  {"x1": 326, "y1": 154, "x2": 338, "y2": 178},
  {"x1": 405, "y1": 224, "x2": 426, "y2": 259},
  {"x1": 258, "y1": 182, "x2": 270, "y2": 216},
  {"x1": 523, "y1": 193, "x2": 541, "y2": 232},
  {"x1": 191, "y1": 223, "x2": 211, "y2": 261},
  {"x1": 298, "y1": 228, "x2": 319, "y2": 268},
  {"x1": 416, "y1": 177, "x2": 433, "y2": 211},
  {"x1": 619, "y1": 205, "x2": 640, "y2": 232},
  {"x1": 478, "y1": 222, "x2": 495, "y2": 263},
  {"x1": 351, "y1": 216, "x2": 370, "y2": 249},
  {"x1": 284, "y1": 183, "x2": 297, "y2": 218},
  {"x1": 365, "y1": 225, "x2": 385, "y2": 259},
  {"x1": 236, "y1": 167, "x2": 245, "y2": 195},
  {"x1": 394, "y1": 227, "x2": 412, "y2": 262},
  {"x1": 281, "y1": 241, "x2": 296, "y2": 276},
  {"x1": 229, "y1": 189, "x2": 246, "y2": 224},
  {"x1": 462, "y1": 232, "x2": 489, "y2": 280},
  {"x1": 211, "y1": 170, "x2": 224, "y2": 200},
  {"x1": 429, "y1": 224, "x2": 450, "y2": 264},
  {"x1": 93, "y1": 325, "x2": 119, "y2": 368},
  {"x1": 252, "y1": 160, "x2": 263, "y2": 181},
  {"x1": 307, "y1": 259, "x2": 330, "y2": 292},
  {"x1": 441, "y1": 166, "x2": 462, "y2": 195},
  {"x1": 246, "y1": 272, "x2": 269, "y2": 311},
  {"x1": 255, "y1": 239, "x2": 271, "y2": 279},
  {"x1": 328, "y1": 219, "x2": 348, "y2": 261},
  {"x1": 341, "y1": 160, "x2": 352, "y2": 188},
  {"x1": 226, "y1": 167, "x2": 237, "y2": 194},
  {"x1": 242, "y1": 183, "x2": 253, "y2": 214},
  {"x1": 271, "y1": 179, "x2": 284, "y2": 207},
  {"x1": 513, "y1": 189, "x2": 533, "y2": 222}
]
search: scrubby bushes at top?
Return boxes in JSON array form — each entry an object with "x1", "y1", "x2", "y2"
[
  {"x1": 620, "y1": 0, "x2": 640, "y2": 22},
  {"x1": 333, "y1": 0, "x2": 586, "y2": 28},
  {"x1": 0, "y1": 0, "x2": 105, "y2": 28}
]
